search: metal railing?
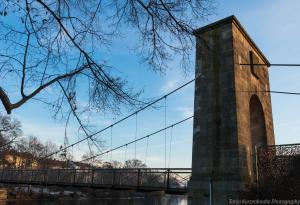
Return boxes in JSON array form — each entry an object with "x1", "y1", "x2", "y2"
[
  {"x1": 257, "y1": 143, "x2": 300, "y2": 198},
  {"x1": 0, "y1": 168, "x2": 191, "y2": 194}
]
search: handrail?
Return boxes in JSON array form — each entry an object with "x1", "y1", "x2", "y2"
[
  {"x1": 259, "y1": 143, "x2": 300, "y2": 148},
  {"x1": 0, "y1": 168, "x2": 191, "y2": 194}
]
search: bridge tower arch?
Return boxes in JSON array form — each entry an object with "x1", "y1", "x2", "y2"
[{"x1": 189, "y1": 16, "x2": 275, "y2": 204}]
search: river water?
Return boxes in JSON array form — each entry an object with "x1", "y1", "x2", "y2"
[{"x1": 0, "y1": 196, "x2": 188, "y2": 205}]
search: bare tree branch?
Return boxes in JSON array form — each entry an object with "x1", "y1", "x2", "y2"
[
  {"x1": 0, "y1": 0, "x2": 215, "y2": 149},
  {"x1": 0, "y1": 64, "x2": 88, "y2": 114}
]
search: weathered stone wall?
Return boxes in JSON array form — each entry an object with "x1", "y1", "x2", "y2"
[
  {"x1": 232, "y1": 21, "x2": 275, "y2": 187},
  {"x1": 190, "y1": 16, "x2": 275, "y2": 205}
]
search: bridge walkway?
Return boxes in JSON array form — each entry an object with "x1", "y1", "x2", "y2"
[{"x1": 0, "y1": 168, "x2": 191, "y2": 195}]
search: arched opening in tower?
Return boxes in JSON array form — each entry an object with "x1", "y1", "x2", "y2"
[{"x1": 249, "y1": 95, "x2": 267, "y2": 176}]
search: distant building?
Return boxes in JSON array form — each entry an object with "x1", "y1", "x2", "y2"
[
  {"x1": 0, "y1": 150, "x2": 38, "y2": 169},
  {"x1": 0, "y1": 150, "x2": 92, "y2": 169}
]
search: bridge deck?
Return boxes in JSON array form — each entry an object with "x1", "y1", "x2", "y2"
[{"x1": 0, "y1": 168, "x2": 191, "y2": 195}]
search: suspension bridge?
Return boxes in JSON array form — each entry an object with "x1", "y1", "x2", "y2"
[
  {"x1": 0, "y1": 76, "x2": 195, "y2": 194},
  {"x1": 1, "y1": 16, "x2": 300, "y2": 204},
  {"x1": 0, "y1": 168, "x2": 191, "y2": 194}
]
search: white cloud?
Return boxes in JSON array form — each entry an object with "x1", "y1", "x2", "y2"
[
  {"x1": 145, "y1": 156, "x2": 165, "y2": 167},
  {"x1": 176, "y1": 106, "x2": 193, "y2": 118},
  {"x1": 20, "y1": 120, "x2": 79, "y2": 145},
  {"x1": 160, "y1": 80, "x2": 180, "y2": 93},
  {"x1": 276, "y1": 120, "x2": 300, "y2": 128}
]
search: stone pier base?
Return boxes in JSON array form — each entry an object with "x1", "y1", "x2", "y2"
[{"x1": 188, "y1": 180, "x2": 249, "y2": 205}]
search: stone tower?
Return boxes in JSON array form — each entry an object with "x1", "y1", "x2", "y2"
[{"x1": 189, "y1": 16, "x2": 275, "y2": 204}]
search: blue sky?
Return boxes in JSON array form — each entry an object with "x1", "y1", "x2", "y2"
[{"x1": 1, "y1": 0, "x2": 300, "y2": 168}]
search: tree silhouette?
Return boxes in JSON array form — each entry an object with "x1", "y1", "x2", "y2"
[
  {"x1": 0, "y1": 1, "x2": 214, "y2": 154},
  {"x1": 0, "y1": 113, "x2": 22, "y2": 149},
  {"x1": 0, "y1": 0, "x2": 214, "y2": 115}
]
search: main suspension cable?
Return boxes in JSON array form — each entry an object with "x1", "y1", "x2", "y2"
[
  {"x1": 42, "y1": 78, "x2": 196, "y2": 159},
  {"x1": 79, "y1": 115, "x2": 194, "y2": 163},
  {"x1": 240, "y1": 63, "x2": 300, "y2": 67},
  {"x1": 40, "y1": 69, "x2": 300, "y2": 160}
]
